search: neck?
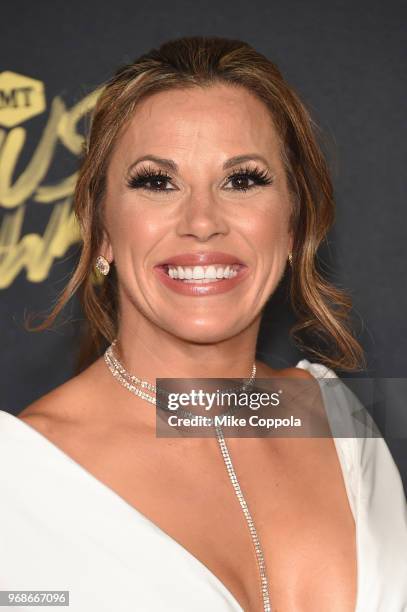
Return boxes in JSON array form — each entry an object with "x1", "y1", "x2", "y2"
[{"x1": 114, "y1": 310, "x2": 261, "y2": 385}]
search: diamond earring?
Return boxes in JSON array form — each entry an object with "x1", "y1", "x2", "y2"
[
  {"x1": 288, "y1": 252, "x2": 293, "y2": 266},
  {"x1": 95, "y1": 255, "x2": 110, "y2": 276}
]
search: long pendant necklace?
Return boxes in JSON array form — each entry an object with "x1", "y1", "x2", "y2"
[{"x1": 104, "y1": 339, "x2": 272, "y2": 612}]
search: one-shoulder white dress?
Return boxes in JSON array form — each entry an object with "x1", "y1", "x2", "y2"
[{"x1": 0, "y1": 360, "x2": 406, "y2": 611}]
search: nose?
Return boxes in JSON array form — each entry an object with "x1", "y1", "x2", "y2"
[{"x1": 175, "y1": 190, "x2": 229, "y2": 242}]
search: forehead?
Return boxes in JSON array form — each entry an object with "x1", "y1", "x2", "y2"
[{"x1": 111, "y1": 83, "x2": 282, "y2": 166}]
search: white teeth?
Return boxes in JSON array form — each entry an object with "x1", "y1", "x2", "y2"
[
  {"x1": 193, "y1": 266, "x2": 205, "y2": 279},
  {"x1": 205, "y1": 265, "x2": 217, "y2": 279},
  {"x1": 167, "y1": 264, "x2": 240, "y2": 281}
]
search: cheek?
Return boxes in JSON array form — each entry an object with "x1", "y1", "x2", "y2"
[
  {"x1": 241, "y1": 207, "x2": 291, "y2": 256},
  {"x1": 108, "y1": 205, "x2": 163, "y2": 262}
]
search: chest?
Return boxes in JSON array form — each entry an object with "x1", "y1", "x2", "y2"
[{"x1": 69, "y1": 429, "x2": 357, "y2": 612}]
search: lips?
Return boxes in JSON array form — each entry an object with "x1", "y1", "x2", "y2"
[
  {"x1": 153, "y1": 261, "x2": 250, "y2": 296},
  {"x1": 155, "y1": 251, "x2": 246, "y2": 267}
]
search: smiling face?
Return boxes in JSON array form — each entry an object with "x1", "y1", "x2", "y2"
[{"x1": 101, "y1": 83, "x2": 294, "y2": 344}]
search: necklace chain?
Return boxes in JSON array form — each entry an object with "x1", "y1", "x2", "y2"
[
  {"x1": 103, "y1": 339, "x2": 272, "y2": 611},
  {"x1": 106, "y1": 339, "x2": 256, "y2": 401}
]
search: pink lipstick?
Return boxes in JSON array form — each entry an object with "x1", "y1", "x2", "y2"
[{"x1": 154, "y1": 251, "x2": 250, "y2": 296}]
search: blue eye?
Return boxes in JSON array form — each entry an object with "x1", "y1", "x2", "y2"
[{"x1": 126, "y1": 164, "x2": 274, "y2": 194}]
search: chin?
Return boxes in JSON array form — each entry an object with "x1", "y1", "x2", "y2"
[{"x1": 166, "y1": 319, "x2": 242, "y2": 345}]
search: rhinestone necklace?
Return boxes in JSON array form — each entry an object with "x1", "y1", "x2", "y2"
[
  {"x1": 104, "y1": 339, "x2": 256, "y2": 417},
  {"x1": 103, "y1": 339, "x2": 272, "y2": 611}
]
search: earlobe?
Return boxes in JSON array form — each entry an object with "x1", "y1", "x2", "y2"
[
  {"x1": 95, "y1": 234, "x2": 114, "y2": 275},
  {"x1": 100, "y1": 232, "x2": 114, "y2": 264},
  {"x1": 287, "y1": 234, "x2": 294, "y2": 257},
  {"x1": 287, "y1": 234, "x2": 294, "y2": 267}
]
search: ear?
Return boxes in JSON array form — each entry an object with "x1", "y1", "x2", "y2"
[{"x1": 99, "y1": 230, "x2": 114, "y2": 263}]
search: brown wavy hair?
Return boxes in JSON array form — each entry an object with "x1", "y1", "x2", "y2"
[{"x1": 26, "y1": 35, "x2": 366, "y2": 373}]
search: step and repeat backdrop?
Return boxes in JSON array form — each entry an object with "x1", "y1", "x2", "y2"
[{"x1": 0, "y1": 1, "x2": 406, "y2": 487}]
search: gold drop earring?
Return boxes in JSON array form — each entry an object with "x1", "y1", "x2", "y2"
[
  {"x1": 288, "y1": 252, "x2": 293, "y2": 266},
  {"x1": 95, "y1": 255, "x2": 110, "y2": 276}
]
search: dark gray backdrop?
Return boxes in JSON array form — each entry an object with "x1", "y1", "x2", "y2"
[{"x1": 0, "y1": 0, "x2": 406, "y2": 491}]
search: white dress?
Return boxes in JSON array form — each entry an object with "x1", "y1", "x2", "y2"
[{"x1": 0, "y1": 360, "x2": 406, "y2": 612}]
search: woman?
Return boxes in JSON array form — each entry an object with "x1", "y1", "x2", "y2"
[{"x1": 0, "y1": 36, "x2": 406, "y2": 612}]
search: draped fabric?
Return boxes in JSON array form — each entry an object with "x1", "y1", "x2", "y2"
[{"x1": 0, "y1": 360, "x2": 406, "y2": 611}]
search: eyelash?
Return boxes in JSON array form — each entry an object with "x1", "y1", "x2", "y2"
[{"x1": 126, "y1": 164, "x2": 274, "y2": 194}]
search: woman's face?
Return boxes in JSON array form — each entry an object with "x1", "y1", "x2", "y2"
[{"x1": 102, "y1": 83, "x2": 293, "y2": 343}]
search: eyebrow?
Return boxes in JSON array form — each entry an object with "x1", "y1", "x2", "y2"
[{"x1": 126, "y1": 153, "x2": 271, "y2": 175}]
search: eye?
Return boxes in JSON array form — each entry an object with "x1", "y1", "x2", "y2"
[
  {"x1": 223, "y1": 165, "x2": 274, "y2": 192},
  {"x1": 126, "y1": 165, "x2": 176, "y2": 192},
  {"x1": 126, "y1": 163, "x2": 274, "y2": 195}
]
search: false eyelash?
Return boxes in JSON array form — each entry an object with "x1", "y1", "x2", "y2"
[
  {"x1": 126, "y1": 163, "x2": 274, "y2": 193},
  {"x1": 224, "y1": 165, "x2": 274, "y2": 190},
  {"x1": 126, "y1": 165, "x2": 172, "y2": 191}
]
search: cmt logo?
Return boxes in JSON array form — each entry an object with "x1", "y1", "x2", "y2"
[{"x1": 0, "y1": 71, "x2": 46, "y2": 127}]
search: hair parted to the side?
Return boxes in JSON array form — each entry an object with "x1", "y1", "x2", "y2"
[{"x1": 25, "y1": 35, "x2": 366, "y2": 373}]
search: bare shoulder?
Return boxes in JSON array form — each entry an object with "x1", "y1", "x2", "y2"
[
  {"x1": 255, "y1": 359, "x2": 325, "y2": 423},
  {"x1": 17, "y1": 356, "x2": 109, "y2": 437},
  {"x1": 256, "y1": 359, "x2": 316, "y2": 381}
]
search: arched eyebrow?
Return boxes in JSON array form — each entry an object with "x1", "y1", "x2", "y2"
[{"x1": 126, "y1": 153, "x2": 271, "y2": 175}]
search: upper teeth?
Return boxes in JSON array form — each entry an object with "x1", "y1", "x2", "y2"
[{"x1": 167, "y1": 264, "x2": 239, "y2": 280}]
